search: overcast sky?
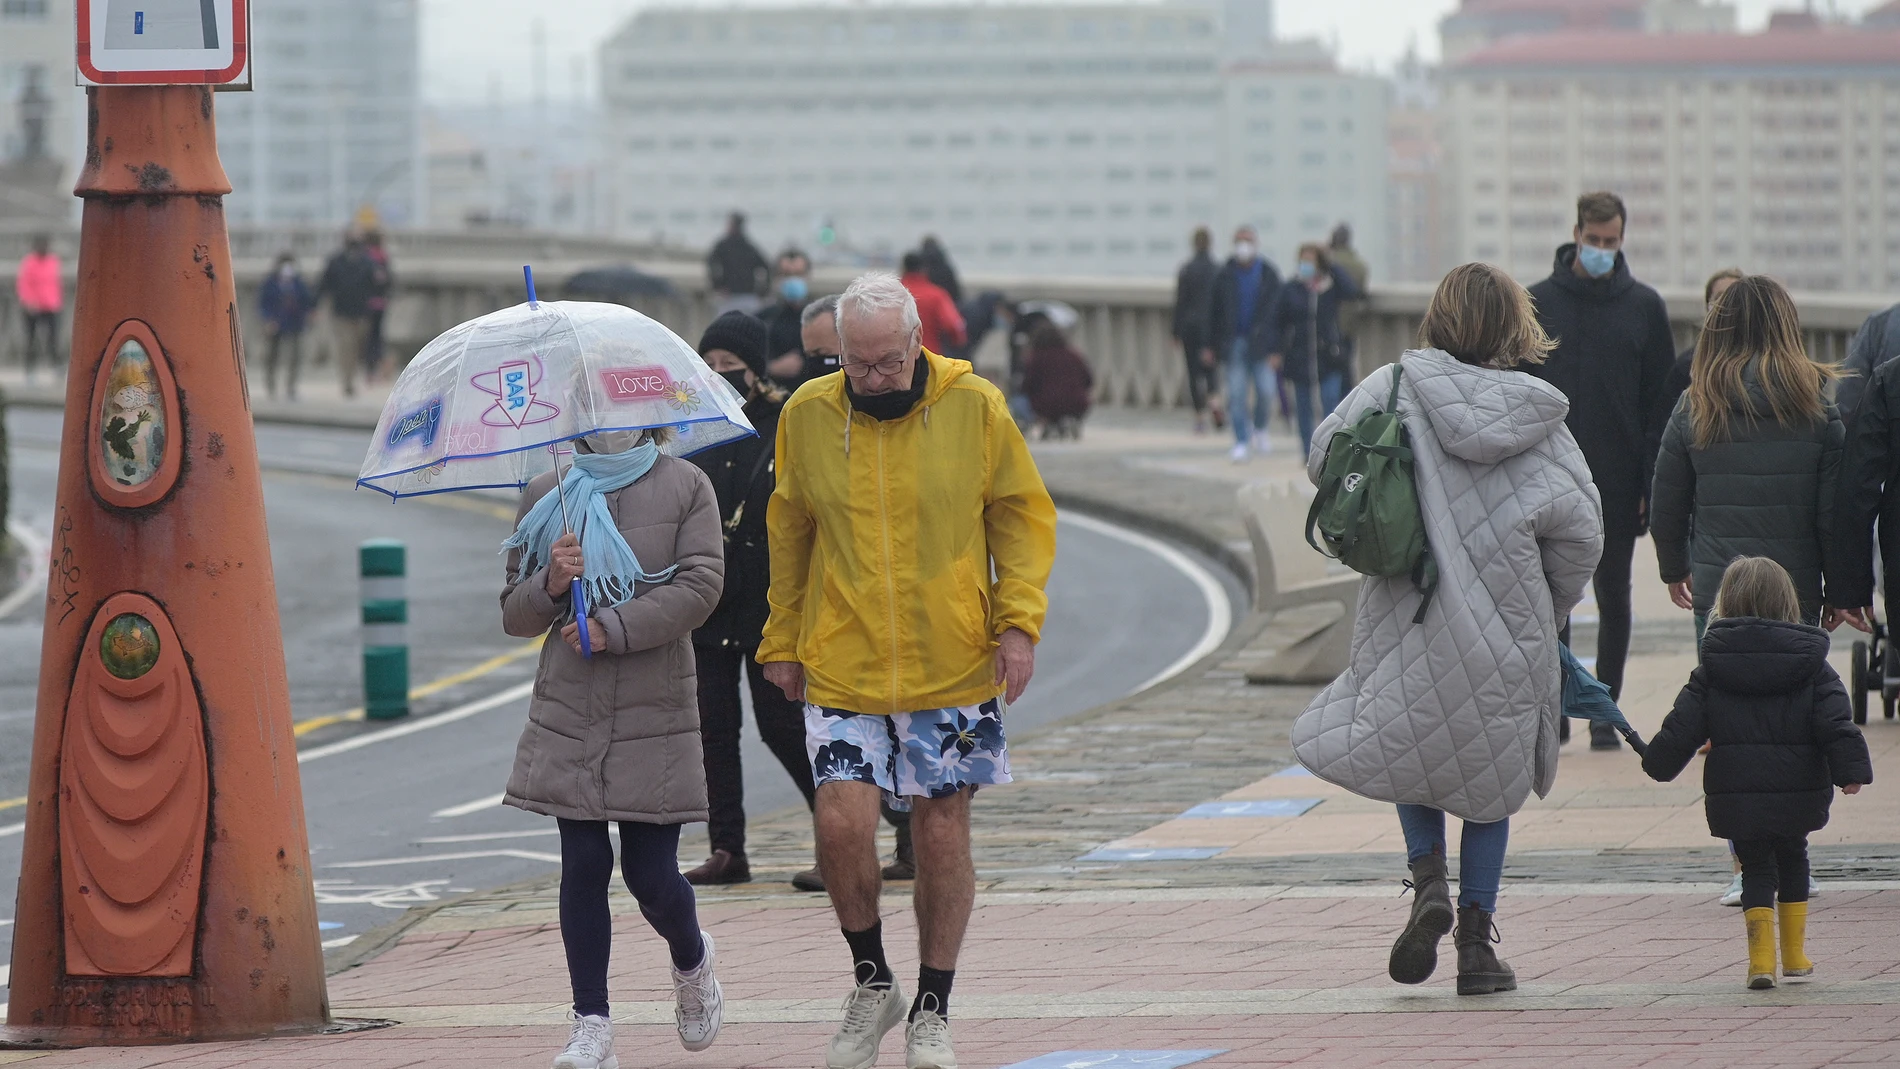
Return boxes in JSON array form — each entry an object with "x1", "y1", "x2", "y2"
[{"x1": 420, "y1": 0, "x2": 1889, "y2": 104}]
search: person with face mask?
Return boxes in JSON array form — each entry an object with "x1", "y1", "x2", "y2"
[
  {"x1": 680, "y1": 311, "x2": 825, "y2": 892},
  {"x1": 1524, "y1": 191, "x2": 1676, "y2": 748},
  {"x1": 762, "y1": 248, "x2": 815, "y2": 386},
  {"x1": 499, "y1": 415, "x2": 729, "y2": 1069},
  {"x1": 1263, "y1": 242, "x2": 1363, "y2": 457},
  {"x1": 1204, "y1": 225, "x2": 1284, "y2": 462},
  {"x1": 257, "y1": 252, "x2": 312, "y2": 401}
]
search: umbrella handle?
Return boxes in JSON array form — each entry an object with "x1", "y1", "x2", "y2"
[
  {"x1": 1618, "y1": 723, "x2": 1648, "y2": 757},
  {"x1": 571, "y1": 578, "x2": 593, "y2": 660}
]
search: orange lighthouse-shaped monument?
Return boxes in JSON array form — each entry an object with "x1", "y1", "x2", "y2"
[{"x1": 3, "y1": 86, "x2": 330, "y2": 1043}]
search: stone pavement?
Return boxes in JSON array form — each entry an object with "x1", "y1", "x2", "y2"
[{"x1": 9, "y1": 406, "x2": 1900, "y2": 1066}]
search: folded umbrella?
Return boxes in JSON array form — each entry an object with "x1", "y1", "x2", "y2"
[{"x1": 1560, "y1": 643, "x2": 1648, "y2": 756}]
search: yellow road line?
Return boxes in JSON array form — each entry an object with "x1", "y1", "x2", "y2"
[
  {"x1": 0, "y1": 795, "x2": 24, "y2": 812},
  {"x1": 291, "y1": 636, "x2": 544, "y2": 738}
]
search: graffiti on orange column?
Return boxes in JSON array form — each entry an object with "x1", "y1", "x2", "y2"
[{"x1": 58, "y1": 593, "x2": 208, "y2": 977}]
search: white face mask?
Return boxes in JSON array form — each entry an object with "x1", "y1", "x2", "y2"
[
  {"x1": 579, "y1": 429, "x2": 644, "y2": 455},
  {"x1": 1234, "y1": 241, "x2": 1257, "y2": 263}
]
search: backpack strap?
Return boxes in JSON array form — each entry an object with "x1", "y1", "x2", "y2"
[{"x1": 1384, "y1": 362, "x2": 1404, "y2": 412}]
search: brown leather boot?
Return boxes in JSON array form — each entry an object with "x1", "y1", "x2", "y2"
[
  {"x1": 1388, "y1": 850, "x2": 1454, "y2": 984},
  {"x1": 1455, "y1": 905, "x2": 1517, "y2": 995},
  {"x1": 683, "y1": 849, "x2": 751, "y2": 885}
]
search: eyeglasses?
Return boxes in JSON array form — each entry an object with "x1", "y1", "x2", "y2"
[{"x1": 839, "y1": 354, "x2": 909, "y2": 378}]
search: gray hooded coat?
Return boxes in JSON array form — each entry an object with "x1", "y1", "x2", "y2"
[{"x1": 1293, "y1": 348, "x2": 1605, "y2": 823}]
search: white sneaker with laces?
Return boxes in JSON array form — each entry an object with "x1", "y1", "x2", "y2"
[
  {"x1": 1228, "y1": 442, "x2": 1250, "y2": 463},
  {"x1": 1720, "y1": 872, "x2": 1744, "y2": 907},
  {"x1": 828, "y1": 981, "x2": 907, "y2": 1069},
  {"x1": 673, "y1": 930, "x2": 723, "y2": 1051},
  {"x1": 1251, "y1": 430, "x2": 1273, "y2": 456},
  {"x1": 552, "y1": 1013, "x2": 618, "y2": 1069},
  {"x1": 905, "y1": 1008, "x2": 958, "y2": 1069}
]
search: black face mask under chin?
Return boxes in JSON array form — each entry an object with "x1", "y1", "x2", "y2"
[{"x1": 846, "y1": 356, "x2": 930, "y2": 421}]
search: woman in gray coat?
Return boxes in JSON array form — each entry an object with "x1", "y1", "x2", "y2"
[
  {"x1": 1294, "y1": 264, "x2": 1604, "y2": 996},
  {"x1": 500, "y1": 427, "x2": 727, "y2": 1069}
]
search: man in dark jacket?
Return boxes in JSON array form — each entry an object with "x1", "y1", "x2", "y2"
[
  {"x1": 758, "y1": 247, "x2": 813, "y2": 384},
  {"x1": 684, "y1": 311, "x2": 818, "y2": 890},
  {"x1": 707, "y1": 212, "x2": 770, "y2": 309},
  {"x1": 1204, "y1": 226, "x2": 1283, "y2": 462},
  {"x1": 1262, "y1": 243, "x2": 1363, "y2": 456},
  {"x1": 1835, "y1": 301, "x2": 1900, "y2": 426},
  {"x1": 316, "y1": 234, "x2": 378, "y2": 399},
  {"x1": 1172, "y1": 228, "x2": 1220, "y2": 432},
  {"x1": 1829, "y1": 352, "x2": 1900, "y2": 635},
  {"x1": 1525, "y1": 192, "x2": 1675, "y2": 746}
]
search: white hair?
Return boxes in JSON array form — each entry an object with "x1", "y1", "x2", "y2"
[{"x1": 836, "y1": 272, "x2": 920, "y2": 340}]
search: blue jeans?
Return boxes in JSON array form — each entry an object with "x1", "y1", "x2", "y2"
[
  {"x1": 1397, "y1": 804, "x2": 1510, "y2": 912},
  {"x1": 1225, "y1": 339, "x2": 1278, "y2": 445},
  {"x1": 1293, "y1": 371, "x2": 1345, "y2": 457}
]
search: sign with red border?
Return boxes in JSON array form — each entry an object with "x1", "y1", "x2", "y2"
[{"x1": 77, "y1": 0, "x2": 251, "y2": 87}]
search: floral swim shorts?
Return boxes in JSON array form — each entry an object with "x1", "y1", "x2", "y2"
[{"x1": 804, "y1": 700, "x2": 1013, "y2": 807}]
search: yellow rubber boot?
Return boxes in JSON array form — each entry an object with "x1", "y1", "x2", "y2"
[
  {"x1": 1744, "y1": 907, "x2": 1777, "y2": 989},
  {"x1": 1779, "y1": 901, "x2": 1814, "y2": 978}
]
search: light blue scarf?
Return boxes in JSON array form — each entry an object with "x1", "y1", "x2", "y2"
[{"x1": 502, "y1": 442, "x2": 677, "y2": 609}]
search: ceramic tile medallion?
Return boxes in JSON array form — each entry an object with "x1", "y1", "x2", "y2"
[{"x1": 99, "y1": 337, "x2": 167, "y2": 487}]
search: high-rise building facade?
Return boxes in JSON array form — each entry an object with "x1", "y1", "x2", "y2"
[
  {"x1": 599, "y1": 0, "x2": 1386, "y2": 279},
  {"x1": 1441, "y1": 19, "x2": 1900, "y2": 292},
  {"x1": 0, "y1": 0, "x2": 82, "y2": 221},
  {"x1": 216, "y1": 0, "x2": 424, "y2": 229}
]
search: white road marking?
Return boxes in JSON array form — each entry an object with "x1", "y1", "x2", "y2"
[
  {"x1": 297, "y1": 681, "x2": 533, "y2": 764},
  {"x1": 0, "y1": 822, "x2": 23, "y2": 839},
  {"x1": 1058, "y1": 511, "x2": 1233, "y2": 693},
  {"x1": 432, "y1": 792, "x2": 506, "y2": 818},
  {"x1": 325, "y1": 848, "x2": 562, "y2": 869},
  {"x1": 311, "y1": 879, "x2": 459, "y2": 908},
  {"x1": 0, "y1": 518, "x2": 48, "y2": 621},
  {"x1": 320, "y1": 936, "x2": 359, "y2": 949},
  {"x1": 416, "y1": 828, "x2": 558, "y2": 845}
]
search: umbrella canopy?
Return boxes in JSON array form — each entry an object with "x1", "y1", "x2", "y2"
[
  {"x1": 564, "y1": 265, "x2": 676, "y2": 301},
  {"x1": 357, "y1": 300, "x2": 753, "y2": 499}
]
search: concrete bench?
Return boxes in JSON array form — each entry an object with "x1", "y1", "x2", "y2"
[{"x1": 1236, "y1": 480, "x2": 1361, "y2": 684}]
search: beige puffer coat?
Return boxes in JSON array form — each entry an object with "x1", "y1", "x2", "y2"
[{"x1": 500, "y1": 455, "x2": 724, "y2": 824}]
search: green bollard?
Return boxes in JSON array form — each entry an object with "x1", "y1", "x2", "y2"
[{"x1": 360, "y1": 539, "x2": 409, "y2": 720}]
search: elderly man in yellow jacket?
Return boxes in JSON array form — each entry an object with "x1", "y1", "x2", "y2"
[{"x1": 762, "y1": 271, "x2": 1056, "y2": 1069}]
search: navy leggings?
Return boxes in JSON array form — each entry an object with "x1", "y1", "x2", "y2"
[{"x1": 558, "y1": 818, "x2": 704, "y2": 1017}]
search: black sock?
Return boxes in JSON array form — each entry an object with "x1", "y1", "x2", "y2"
[
  {"x1": 912, "y1": 965, "x2": 955, "y2": 1019},
  {"x1": 843, "y1": 923, "x2": 894, "y2": 989}
]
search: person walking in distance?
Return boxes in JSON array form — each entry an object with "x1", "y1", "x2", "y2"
[
  {"x1": 1264, "y1": 242, "x2": 1364, "y2": 457},
  {"x1": 14, "y1": 234, "x2": 62, "y2": 382},
  {"x1": 762, "y1": 272, "x2": 1057, "y2": 1069},
  {"x1": 900, "y1": 252, "x2": 967, "y2": 359},
  {"x1": 360, "y1": 230, "x2": 395, "y2": 383},
  {"x1": 1642, "y1": 557, "x2": 1871, "y2": 990},
  {"x1": 708, "y1": 211, "x2": 772, "y2": 314},
  {"x1": 1663, "y1": 267, "x2": 1745, "y2": 415},
  {"x1": 1525, "y1": 191, "x2": 1676, "y2": 746},
  {"x1": 1295, "y1": 264, "x2": 1603, "y2": 996},
  {"x1": 683, "y1": 311, "x2": 825, "y2": 892},
  {"x1": 761, "y1": 247, "x2": 816, "y2": 385},
  {"x1": 501, "y1": 425, "x2": 728, "y2": 1069},
  {"x1": 1173, "y1": 227, "x2": 1223, "y2": 433},
  {"x1": 316, "y1": 232, "x2": 378, "y2": 399},
  {"x1": 1205, "y1": 226, "x2": 1283, "y2": 462},
  {"x1": 1328, "y1": 223, "x2": 1370, "y2": 380},
  {"x1": 258, "y1": 253, "x2": 313, "y2": 401}
]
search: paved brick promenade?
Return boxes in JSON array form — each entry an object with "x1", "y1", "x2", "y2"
[{"x1": 5, "y1": 409, "x2": 1900, "y2": 1067}]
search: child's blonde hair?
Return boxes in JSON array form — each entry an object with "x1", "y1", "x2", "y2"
[{"x1": 1711, "y1": 556, "x2": 1802, "y2": 623}]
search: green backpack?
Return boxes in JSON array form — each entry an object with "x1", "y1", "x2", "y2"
[{"x1": 1304, "y1": 365, "x2": 1438, "y2": 622}]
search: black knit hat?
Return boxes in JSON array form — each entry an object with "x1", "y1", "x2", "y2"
[{"x1": 698, "y1": 311, "x2": 770, "y2": 378}]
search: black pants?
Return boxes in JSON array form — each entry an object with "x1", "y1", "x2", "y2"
[
  {"x1": 1561, "y1": 527, "x2": 1637, "y2": 701},
  {"x1": 696, "y1": 643, "x2": 816, "y2": 856},
  {"x1": 1178, "y1": 331, "x2": 1217, "y2": 412},
  {"x1": 557, "y1": 818, "x2": 703, "y2": 1017},
  {"x1": 1734, "y1": 836, "x2": 1810, "y2": 911},
  {"x1": 22, "y1": 311, "x2": 58, "y2": 373}
]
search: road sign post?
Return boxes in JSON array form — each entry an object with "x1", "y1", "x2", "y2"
[
  {"x1": 3, "y1": 7, "x2": 330, "y2": 1044},
  {"x1": 360, "y1": 540, "x2": 411, "y2": 721}
]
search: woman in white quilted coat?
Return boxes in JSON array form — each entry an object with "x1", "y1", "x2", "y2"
[{"x1": 1293, "y1": 263, "x2": 1605, "y2": 995}]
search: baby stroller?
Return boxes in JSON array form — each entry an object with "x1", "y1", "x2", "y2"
[{"x1": 1848, "y1": 615, "x2": 1897, "y2": 725}]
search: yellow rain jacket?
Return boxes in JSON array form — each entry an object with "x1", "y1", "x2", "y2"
[{"x1": 760, "y1": 350, "x2": 1058, "y2": 714}]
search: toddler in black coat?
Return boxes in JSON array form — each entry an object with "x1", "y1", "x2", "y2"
[{"x1": 1643, "y1": 556, "x2": 1872, "y2": 990}]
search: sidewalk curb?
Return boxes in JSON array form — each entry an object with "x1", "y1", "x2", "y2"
[
  {"x1": 1046, "y1": 486, "x2": 1254, "y2": 606},
  {"x1": 11, "y1": 389, "x2": 382, "y2": 433}
]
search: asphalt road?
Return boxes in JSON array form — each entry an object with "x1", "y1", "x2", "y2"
[{"x1": 0, "y1": 407, "x2": 1233, "y2": 999}]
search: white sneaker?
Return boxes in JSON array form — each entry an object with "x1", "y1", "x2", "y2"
[
  {"x1": 827, "y1": 981, "x2": 907, "y2": 1069},
  {"x1": 905, "y1": 1008, "x2": 958, "y2": 1069},
  {"x1": 673, "y1": 930, "x2": 723, "y2": 1051},
  {"x1": 1228, "y1": 442, "x2": 1250, "y2": 463},
  {"x1": 1809, "y1": 877, "x2": 1821, "y2": 897},
  {"x1": 552, "y1": 1014, "x2": 618, "y2": 1069},
  {"x1": 1720, "y1": 873, "x2": 1744, "y2": 907},
  {"x1": 1251, "y1": 430, "x2": 1273, "y2": 455}
]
